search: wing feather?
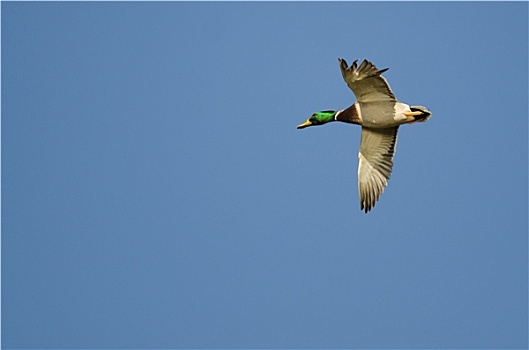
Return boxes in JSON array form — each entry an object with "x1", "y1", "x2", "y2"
[
  {"x1": 339, "y1": 58, "x2": 396, "y2": 103},
  {"x1": 357, "y1": 126, "x2": 398, "y2": 213}
]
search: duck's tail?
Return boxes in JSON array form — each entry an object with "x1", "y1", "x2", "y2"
[{"x1": 410, "y1": 106, "x2": 432, "y2": 122}]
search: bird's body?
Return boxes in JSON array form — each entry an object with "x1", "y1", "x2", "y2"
[
  {"x1": 335, "y1": 101, "x2": 415, "y2": 128},
  {"x1": 297, "y1": 58, "x2": 431, "y2": 213}
]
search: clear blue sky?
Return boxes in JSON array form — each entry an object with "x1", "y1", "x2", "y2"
[{"x1": 2, "y1": 2, "x2": 527, "y2": 349}]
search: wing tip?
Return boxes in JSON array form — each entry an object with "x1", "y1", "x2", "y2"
[
  {"x1": 361, "y1": 204, "x2": 371, "y2": 213},
  {"x1": 339, "y1": 57, "x2": 389, "y2": 79}
]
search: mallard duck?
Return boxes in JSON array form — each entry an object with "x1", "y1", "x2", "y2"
[{"x1": 297, "y1": 58, "x2": 431, "y2": 213}]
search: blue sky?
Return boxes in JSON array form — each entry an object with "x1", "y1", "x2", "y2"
[{"x1": 2, "y1": 2, "x2": 527, "y2": 349}]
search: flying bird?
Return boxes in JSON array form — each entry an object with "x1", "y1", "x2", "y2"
[{"x1": 297, "y1": 58, "x2": 431, "y2": 213}]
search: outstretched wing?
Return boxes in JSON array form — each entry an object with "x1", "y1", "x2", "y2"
[
  {"x1": 357, "y1": 126, "x2": 398, "y2": 213},
  {"x1": 339, "y1": 58, "x2": 397, "y2": 103}
]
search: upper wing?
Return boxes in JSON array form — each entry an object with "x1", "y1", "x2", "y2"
[
  {"x1": 357, "y1": 126, "x2": 399, "y2": 213},
  {"x1": 339, "y1": 58, "x2": 397, "y2": 103}
]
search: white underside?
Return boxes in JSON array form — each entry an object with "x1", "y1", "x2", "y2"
[{"x1": 393, "y1": 102, "x2": 411, "y2": 123}]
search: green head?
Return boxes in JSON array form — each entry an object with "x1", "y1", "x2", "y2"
[{"x1": 297, "y1": 110, "x2": 337, "y2": 129}]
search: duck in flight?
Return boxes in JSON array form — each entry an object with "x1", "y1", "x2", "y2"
[{"x1": 297, "y1": 58, "x2": 431, "y2": 213}]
